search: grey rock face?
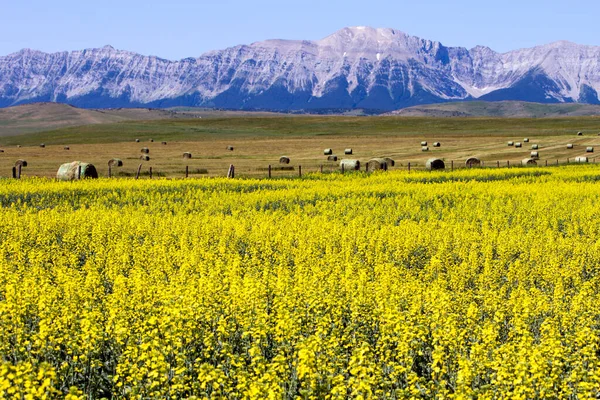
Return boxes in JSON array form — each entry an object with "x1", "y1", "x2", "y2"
[{"x1": 1, "y1": 27, "x2": 600, "y2": 111}]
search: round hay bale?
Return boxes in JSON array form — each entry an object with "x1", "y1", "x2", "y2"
[
  {"x1": 149, "y1": 139, "x2": 154, "y2": 142},
  {"x1": 15, "y1": 160, "x2": 27, "y2": 167},
  {"x1": 367, "y1": 158, "x2": 388, "y2": 171},
  {"x1": 324, "y1": 148, "x2": 333, "y2": 155},
  {"x1": 340, "y1": 159, "x2": 360, "y2": 171},
  {"x1": 531, "y1": 144, "x2": 539, "y2": 150},
  {"x1": 577, "y1": 131, "x2": 583, "y2": 136},
  {"x1": 108, "y1": 158, "x2": 123, "y2": 167},
  {"x1": 16, "y1": 145, "x2": 21, "y2": 148},
  {"x1": 433, "y1": 142, "x2": 441, "y2": 147},
  {"x1": 183, "y1": 152, "x2": 192, "y2": 159},
  {"x1": 575, "y1": 156, "x2": 588, "y2": 163},
  {"x1": 40, "y1": 144, "x2": 45, "y2": 148},
  {"x1": 465, "y1": 157, "x2": 481, "y2": 167},
  {"x1": 161, "y1": 141, "x2": 167, "y2": 145},
  {"x1": 515, "y1": 142, "x2": 522, "y2": 148},
  {"x1": 567, "y1": 144, "x2": 574, "y2": 149},
  {"x1": 530, "y1": 151, "x2": 539, "y2": 159},
  {"x1": 56, "y1": 161, "x2": 98, "y2": 181},
  {"x1": 0, "y1": 149, "x2": 4, "y2": 153},
  {"x1": 141, "y1": 147, "x2": 150, "y2": 154},
  {"x1": 508, "y1": 141, "x2": 514, "y2": 146},
  {"x1": 587, "y1": 147, "x2": 594, "y2": 153},
  {"x1": 522, "y1": 158, "x2": 537, "y2": 166},
  {"x1": 422, "y1": 146, "x2": 429, "y2": 152},
  {"x1": 327, "y1": 155, "x2": 338, "y2": 162},
  {"x1": 426, "y1": 158, "x2": 445, "y2": 171},
  {"x1": 64, "y1": 146, "x2": 70, "y2": 150},
  {"x1": 135, "y1": 139, "x2": 140, "y2": 143},
  {"x1": 524, "y1": 138, "x2": 530, "y2": 142},
  {"x1": 227, "y1": 146, "x2": 234, "y2": 151},
  {"x1": 383, "y1": 157, "x2": 395, "y2": 167},
  {"x1": 140, "y1": 155, "x2": 150, "y2": 161},
  {"x1": 420, "y1": 141, "x2": 427, "y2": 146},
  {"x1": 344, "y1": 148, "x2": 353, "y2": 155},
  {"x1": 279, "y1": 156, "x2": 291, "y2": 164}
]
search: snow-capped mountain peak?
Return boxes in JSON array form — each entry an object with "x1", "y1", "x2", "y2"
[{"x1": 1, "y1": 27, "x2": 599, "y2": 111}]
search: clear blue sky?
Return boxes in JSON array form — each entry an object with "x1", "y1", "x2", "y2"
[{"x1": 1, "y1": 0, "x2": 598, "y2": 59}]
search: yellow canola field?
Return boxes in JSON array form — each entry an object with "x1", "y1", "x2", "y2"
[{"x1": 1, "y1": 167, "x2": 600, "y2": 399}]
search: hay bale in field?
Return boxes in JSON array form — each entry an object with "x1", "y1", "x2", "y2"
[
  {"x1": 183, "y1": 152, "x2": 192, "y2": 159},
  {"x1": 567, "y1": 144, "x2": 574, "y2": 149},
  {"x1": 135, "y1": 139, "x2": 140, "y2": 142},
  {"x1": 465, "y1": 157, "x2": 481, "y2": 167},
  {"x1": 16, "y1": 145, "x2": 21, "y2": 148},
  {"x1": 279, "y1": 156, "x2": 291, "y2": 164},
  {"x1": 56, "y1": 161, "x2": 98, "y2": 181},
  {"x1": 340, "y1": 159, "x2": 360, "y2": 171},
  {"x1": 530, "y1": 151, "x2": 539, "y2": 159},
  {"x1": 531, "y1": 144, "x2": 539, "y2": 150},
  {"x1": 426, "y1": 158, "x2": 445, "y2": 171},
  {"x1": 522, "y1": 158, "x2": 537, "y2": 166},
  {"x1": 508, "y1": 141, "x2": 514, "y2": 146},
  {"x1": 161, "y1": 141, "x2": 167, "y2": 145},
  {"x1": 40, "y1": 143, "x2": 45, "y2": 148},
  {"x1": 227, "y1": 146, "x2": 234, "y2": 151},
  {"x1": 327, "y1": 155, "x2": 338, "y2": 162},
  {"x1": 575, "y1": 156, "x2": 588, "y2": 163},
  {"x1": 15, "y1": 160, "x2": 27, "y2": 167},
  {"x1": 383, "y1": 157, "x2": 395, "y2": 167},
  {"x1": 344, "y1": 148, "x2": 353, "y2": 155},
  {"x1": 433, "y1": 142, "x2": 441, "y2": 147},
  {"x1": 421, "y1": 141, "x2": 427, "y2": 146},
  {"x1": 422, "y1": 146, "x2": 429, "y2": 152},
  {"x1": 64, "y1": 146, "x2": 70, "y2": 150},
  {"x1": 108, "y1": 158, "x2": 123, "y2": 167},
  {"x1": 0, "y1": 149, "x2": 4, "y2": 153},
  {"x1": 515, "y1": 142, "x2": 522, "y2": 148},
  {"x1": 140, "y1": 147, "x2": 150, "y2": 154},
  {"x1": 577, "y1": 131, "x2": 583, "y2": 136},
  {"x1": 524, "y1": 138, "x2": 530, "y2": 142},
  {"x1": 367, "y1": 158, "x2": 388, "y2": 171},
  {"x1": 324, "y1": 148, "x2": 333, "y2": 155},
  {"x1": 149, "y1": 138, "x2": 154, "y2": 142},
  {"x1": 587, "y1": 147, "x2": 594, "y2": 153},
  {"x1": 140, "y1": 155, "x2": 150, "y2": 161}
]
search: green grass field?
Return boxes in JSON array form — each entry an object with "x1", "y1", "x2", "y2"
[{"x1": 1, "y1": 116, "x2": 600, "y2": 178}]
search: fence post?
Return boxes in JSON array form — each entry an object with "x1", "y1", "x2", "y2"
[
  {"x1": 186, "y1": 165, "x2": 189, "y2": 178},
  {"x1": 366, "y1": 162, "x2": 369, "y2": 172},
  {"x1": 298, "y1": 165, "x2": 302, "y2": 177},
  {"x1": 149, "y1": 167, "x2": 153, "y2": 179},
  {"x1": 108, "y1": 165, "x2": 112, "y2": 178},
  {"x1": 451, "y1": 160, "x2": 454, "y2": 171},
  {"x1": 268, "y1": 164, "x2": 272, "y2": 178},
  {"x1": 17, "y1": 164, "x2": 21, "y2": 179},
  {"x1": 12, "y1": 167, "x2": 16, "y2": 179},
  {"x1": 567, "y1": 158, "x2": 570, "y2": 163},
  {"x1": 545, "y1": 160, "x2": 548, "y2": 167},
  {"x1": 227, "y1": 164, "x2": 235, "y2": 178},
  {"x1": 507, "y1": 160, "x2": 510, "y2": 168},
  {"x1": 408, "y1": 162, "x2": 410, "y2": 173},
  {"x1": 320, "y1": 165, "x2": 323, "y2": 174},
  {"x1": 78, "y1": 165, "x2": 82, "y2": 180},
  {"x1": 136, "y1": 164, "x2": 142, "y2": 179},
  {"x1": 497, "y1": 161, "x2": 500, "y2": 168},
  {"x1": 342, "y1": 164, "x2": 345, "y2": 174}
]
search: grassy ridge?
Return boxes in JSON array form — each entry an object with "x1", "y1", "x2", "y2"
[{"x1": 2, "y1": 116, "x2": 600, "y2": 146}]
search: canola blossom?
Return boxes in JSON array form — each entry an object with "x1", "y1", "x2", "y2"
[{"x1": 1, "y1": 166, "x2": 600, "y2": 398}]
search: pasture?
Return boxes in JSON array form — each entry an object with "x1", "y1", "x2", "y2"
[{"x1": 1, "y1": 116, "x2": 600, "y2": 178}]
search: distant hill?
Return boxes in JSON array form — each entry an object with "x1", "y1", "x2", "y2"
[
  {"x1": 0, "y1": 103, "x2": 182, "y2": 136},
  {"x1": 389, "y1": 101, "x2": 600, "y2": 118}
]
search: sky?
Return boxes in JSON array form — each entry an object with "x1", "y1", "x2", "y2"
[{"x1": 1, "y1": 0, "x2": 599, "y2": 60}]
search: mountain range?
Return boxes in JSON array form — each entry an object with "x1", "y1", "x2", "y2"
[{"x1": 1, "y1": 26, "x2": 600, "y2": 112}]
